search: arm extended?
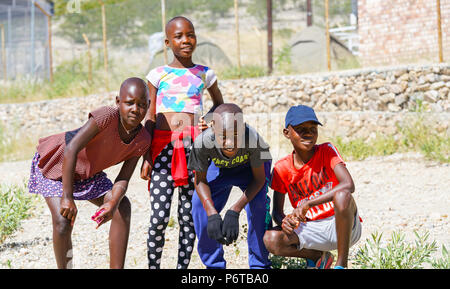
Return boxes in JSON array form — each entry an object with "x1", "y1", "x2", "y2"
[
  {"x1": 61, "y1": 117, "x2": 100, "y2": 225},
  {"x1": 140, "y1": 81, "x2": 157, "y2": 180},
  {"x1": 94, "y1": 156, "x2": 140, "y2": 228},
  {"x1": 293, "y1": 163, "x2": 355, "y2": 221}
]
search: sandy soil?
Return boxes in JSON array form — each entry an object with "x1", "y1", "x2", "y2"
[{"x1": 0, "y1": 152, "x2": 449, "y2": 269}]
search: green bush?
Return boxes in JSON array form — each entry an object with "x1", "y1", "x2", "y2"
[
  {"x1": 274, "y1": 44, "x2": 293, "y2": 75},
  {"x1": 0, "y1": 123, "x2": 37, "y2": 162},
  {"x1": 353, "y1": 231, "x2": 438, "y2": 269},
  {"x1": 0, "y1": 182, "x2": 37, "y2": 243},
  {"x1": 333, "y1": 116, "x2": 449, "y2": 163},
  {"x1": 398, "y1": 116, "x2": 449, "y2": 163},
  {"x1": 431, "y1": 245, "x2": 450, "y2": 269},
  {"x1": 218, "y1": 65, "x2": 267, "y2": 80},
  {"x1": 334, "y1": 134, "x2": 400, "y2": 161},
  {"x1": 269, "y1": 254, "x2": 307, "y2": 269},
  {"x1": 0, "y1": 55, "x2": 106, "y2": 104}
]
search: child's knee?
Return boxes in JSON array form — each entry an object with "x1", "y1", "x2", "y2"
[
  {"x1": 263, "y1": 230, "x2": 280, "y2": 254},
  {"x1": 117, "y1": 196, "x2": 131, "y2": 221},
  {"x1": 333, "y1": 191, "x2": 355, "y2": 214},
  {"x1": 53, "y1": 217, "x2": 72, "y2": 236}
]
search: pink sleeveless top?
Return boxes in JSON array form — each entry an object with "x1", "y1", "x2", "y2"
[{"x1": 36, "y1": 106, "x2": 151, "y2": 181}]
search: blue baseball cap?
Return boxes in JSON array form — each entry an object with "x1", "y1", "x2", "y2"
[{"x1": 285, "y1": 105, "x2": 322, "y2": 128}]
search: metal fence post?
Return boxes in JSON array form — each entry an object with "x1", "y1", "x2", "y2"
[
  {"x1": 234, "y1": 0, "x2": 241, "y2": 75},
  {"x1": 0, "y1": 24, "x2": 6, "y2": 81},
  {"x1": 99, "y1": 0, "x2": 109, "y2": 91},
  {"x1": 325, "y1": 0, "x2": 331, "y2": 71},
  {"x1": 436, "y1": 0, "x2": 444, "y2": 63},
  {"x1": 267, "y1": 0, "x2": 273, "y2": 74},
  {"x1": 7, "y1": 6, "x2": 11, "y2": 79},
  {"x1": 161, "y1": 0, "x2": 167, "y2": 65},
  {"x1": 31, "y1": 0, "x2": 35, "y2": 78}
]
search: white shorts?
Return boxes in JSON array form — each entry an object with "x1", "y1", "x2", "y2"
[{"x1": 294, "y1": 211, "x2": 362, "y2": 252}]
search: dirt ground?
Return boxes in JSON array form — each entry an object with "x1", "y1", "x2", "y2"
[{"x1": 0, "y1": 152, "x2": 449, "y2": 269}]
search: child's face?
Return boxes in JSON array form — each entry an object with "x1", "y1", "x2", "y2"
[
  {"x1": 283, "y1": 121, "x2": 318, "y2": 152},
  {"x1": 165, "y1": 19, "x2": 197, "y2": 59},
  {"x1": 212, "y1": 113, "x2": 245, "y2": 158},
  {"x1": 116, "y1": 91, "x2": 149, "y2": 131}
]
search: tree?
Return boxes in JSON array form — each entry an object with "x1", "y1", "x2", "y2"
[{"x1": 53, "y1": 0, "x2": 233, "y2": 47}]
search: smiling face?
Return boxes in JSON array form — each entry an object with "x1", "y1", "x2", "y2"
[
  {"x1": 212, "y1": 112, "x2": 245, "y2": 158},
  {"x1": 283, "y1": 121, "x2": 319, "y2": 153},
  {"x1": 116, "y1": 78, "x2": 149, "y2": 131},
  {"x1": 165, "y1": 17, "x2": 197, "y2": 59}
]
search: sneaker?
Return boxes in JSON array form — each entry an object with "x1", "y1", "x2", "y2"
[
  {"x1": 306, "y1": 259, "x2": 317, "y2": 269},
  {"x1": 315, "y1": 251, "x2": 334, "y2": 269}
]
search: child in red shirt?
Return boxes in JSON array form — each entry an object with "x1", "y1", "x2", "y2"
[{"x1": 263, "y1": 105, "x2": 362, "y2": 269}]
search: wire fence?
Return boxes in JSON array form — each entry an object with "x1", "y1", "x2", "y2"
[
  {"x1": 0, "y1": 0, "x2": 447, "y2": 96},
  {"x1": 1, "y1": 1, "x2": 361, "y2": 82},
  {"x1": 0, "y1": 0, "x2": 52, "y2": 81}
]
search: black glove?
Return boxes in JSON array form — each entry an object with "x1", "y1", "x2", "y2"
[
  {"x1": 222, "y1": 210, "x2": 240, "y2": 245},
  {"x1": 207, "y1": 214, "x2": 226, "y2": 244}
]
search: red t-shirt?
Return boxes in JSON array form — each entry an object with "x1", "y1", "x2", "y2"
[{"x1": 270, "y1": 142, "x2": 345, "y2": 221}]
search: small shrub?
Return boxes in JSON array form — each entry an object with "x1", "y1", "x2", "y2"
[
  {"x1": 353, "y1": 231, "x2": 438, "y2": 269},
  {"x1": 0, "y1": 182, "x2": 36, "y2": 243},
  {"x1": 0, "y1": 123, "x2": 37, "y2": 162},
  {"x1": 218, "y1": 65, "x2": 266, "y2": 80},
  {"x1": 333, "y1": 116, "x2": 449, "y2": 163},
  {"x1": 431, "y1": 245, "x2": 450, "y2": 269},
  {"x1": 274, "y1": 44, "x2": 292, "y2": 74},
  {"x1": 269, "y1": 254, "x2": 306, "y2": 269}
]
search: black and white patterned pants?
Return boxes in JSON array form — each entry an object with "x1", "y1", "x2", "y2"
[{"x1": 147, "y1": 141, "x2": 196, "y2": 269}]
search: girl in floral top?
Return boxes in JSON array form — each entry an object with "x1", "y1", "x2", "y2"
[{"x1": 141, "y1": 16, "x2": 223, "y2": 269}]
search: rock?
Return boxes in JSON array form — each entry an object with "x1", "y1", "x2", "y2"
[
  {"x1": 389, "y1": 84, "x2": 404, "y2": 94},
  {"x1": 425, "y1": 73, "x2": 437, "y2": 82},
  {"x1": 394, "y1": 94, "x2": 408, "y2": 106},
  {"x1": 416, "y1": 83, "x2": 430, "y2": 91},
  {"x1": 377, "y1": 86, "x2": 389, "y2": 95},
  {"x1": 430, "y1": 81, "x2": 445, "y2": 90},
  {"x1": 335, "y1": 84, "x2": 346, "y2": 95},
  {"x1": 424, "y1": 90, "x2": 439, "y2": 102},
  {"x1": 368, "y1": 79, "x2": 385, "y2": 89},
  {"x1": 268, "y1": 97, "x2": 277, "y2": 108},
  {"x1": 430, "y1": 103, "x2": 444, "y2": 112},
  {"x1": 277, "y1": 96, "x2": 288, "y2": 105},
  {"x1": 19, "y1": 248, "x2": 29, "y2": 256},
  {"x1": 397, "y1": 73, "x2": 409, "y2": 82},
  {"x1": 381, "y1": 93, "x2": 395, "y2": 104},
  {"x1": 388, "y1": 103, "x2": 401, "y2": 112},
  {"x1": 243, "y1": 97, "x2": 253, "y2": 107},
  {"x1": 367, "y1": 89, "x2": 380, "y2": 100}
]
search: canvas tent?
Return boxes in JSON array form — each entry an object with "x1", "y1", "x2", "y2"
[
  {"x1": 147, "y1": 33, "x2": 231, "y2": 71},
  {"x1": 289, "y1": 26, "x2": 357, "y2": 73}
]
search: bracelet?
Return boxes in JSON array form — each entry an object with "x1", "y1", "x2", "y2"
[{"x1": 202, "y1": 198, "x2": 212, "y2": 208}]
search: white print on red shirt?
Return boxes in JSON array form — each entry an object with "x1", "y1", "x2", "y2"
[{"x1": 297, "y1": 181, "x2": 335, "y2": 220}]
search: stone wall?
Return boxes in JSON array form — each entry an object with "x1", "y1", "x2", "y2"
[
  {"x1": 212, "y1": 64, "x2": 450, "y2": 114},
  {"x1": 0, "y1": 64, "x2": 448, "y2": 148},
  {"x1": 358, "y1": 0, "x2": 450, "y2": 66}
]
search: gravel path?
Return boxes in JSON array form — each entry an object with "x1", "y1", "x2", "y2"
[{"x1": 0, "y1": 152, "x2": 449, "y2": 269}]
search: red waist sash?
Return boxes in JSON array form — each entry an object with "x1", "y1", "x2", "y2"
[{"x1": 149, "y1": 126, "x2": 199, "y2": 188}]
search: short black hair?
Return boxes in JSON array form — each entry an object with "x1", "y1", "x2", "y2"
[
  {"x1": 119, "y1": 77, "x2": 149, "y2": 100},
  {"x1": 165, "y1": 16, "x2": 194, "y2": 37},
  {"x1": 214, "y1": 103, "x2": 243, "y2": 116}
]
